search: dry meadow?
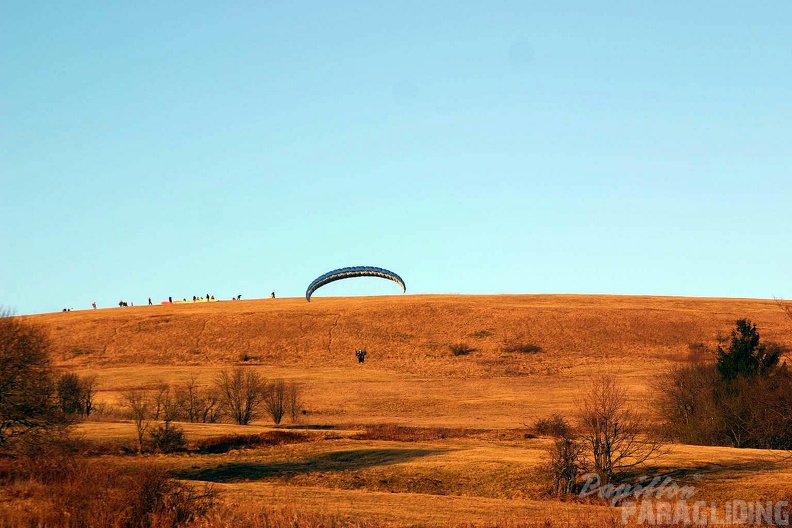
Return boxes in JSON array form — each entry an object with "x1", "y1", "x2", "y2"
[{"x1": 8, "y1": 294, "x2": 792, "y2": 526}]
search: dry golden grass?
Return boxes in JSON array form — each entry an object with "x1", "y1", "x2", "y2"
[
  {"x1": 10, "y1": 294, "x2": 792, "y2": 526},
  {"x1": 31, "y1": 294, "x2": 792, "y2": 426}
]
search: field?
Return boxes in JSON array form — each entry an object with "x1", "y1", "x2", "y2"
[{"x1": 11, "y1": 294, "x2": 792, "y2": 526}]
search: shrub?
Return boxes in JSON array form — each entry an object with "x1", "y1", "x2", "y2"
[
  {"x1": 533, "y1": 414, "x2": 572, "y2": 438},
  {"x1": 686, "y1": 342, "x2": 711, "y2": 363},
  {"x1": 503, "y1": 342, "x2": 543, "y2": 354},
  {"x1": 658, "y1": 320, "x2": 792, "y2": 449},
  {"x1": 115, "y1": 465, "x2": 216, "y2": 527},
  {"x1": 655, "y1": 362, "x2": 723, "y2": 445},
  {"x1": 56, "y1": 372, "x2": 84, "y2": 415},
  {"x1": 449, "y1": 342, "x2": 476, "y2": 356},
  {"x1": 57, "y1": 372, "x2": 96, "y2": 417},
  {"x1": 544, "y1": 435, "x2": 584, "y2": 496},
  {"x1": 351, "y1": 424, "x2": 477, "y2": 442},
  {"x1": 0, "y1": 452, "x2": 216, "y2": 527},
  {"x1": 148, "y1": 420, "x2": 186, "y2": 453},
  {"x1": 194, "y1": 430, "x2": 312, "y2": 454}
]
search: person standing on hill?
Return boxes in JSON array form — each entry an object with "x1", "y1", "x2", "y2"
[
  {"x1": 148, "y1": 297, "x2": 152, "y2": 306},
  {"x1": 92, "y1": 302, "x2": 96, "y2": 309}
]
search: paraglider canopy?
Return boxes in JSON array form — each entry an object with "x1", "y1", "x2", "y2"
[{"x1": 306, "y1": 266, "x2": 406, "y2": 301}]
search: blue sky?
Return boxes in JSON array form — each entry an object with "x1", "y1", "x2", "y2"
[{"x1": 2, "y1": 1, "x2": 791, "y2": 314}]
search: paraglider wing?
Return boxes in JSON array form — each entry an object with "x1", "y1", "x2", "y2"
[{"x1": 306, "y1": 266, "x2": 406, "y2": 301}]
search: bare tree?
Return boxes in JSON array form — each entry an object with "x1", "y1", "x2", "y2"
[
  {"x1": 201, "y1": 388, "x2": 222, "y2": 424},
  {"x1": 152, "y1": 381, "x2": 174, "y2": 421},
  {"x1": 577, "y1": 375, "x2": 662, "y2": 484},
  {"x1": 215, "y1": 367, "x2": 266, "y2": 425},
  {"x1": 56, "y1": 372, "x2": 98, "y2": 417},
  {"x1": 264, "y1": 380, "x2": 287, "y2": 425},
  {"x1": 174, "y1": 375, "x2": 220, "y2": 423},
  {"x1": 176, "y1": 375, "x2": 201, "y2": 423},
  {"x1": 546, "y1": 435, "x2": 584, "y2": 496},
  {"x1": 56, "y1": 372, "x2": 84, "y2": 416},
  {"x1": 124, "y1": 389, "x2": 151, "y2": 453},
  {"x1": 286, "y1": 381, "x2": 304, "y2": 423},
  {"x1": 775, "y1": 297, "x2": 792, "y2": 322},
  {"x1": 654, "y1": 362, "x2": 724, "y2": 445},
  {"x1": 81, "y1": 374, "x2": 97, "y2": 417},
  {"x1": 0, "y1": 310, "x2": 66, "y2": 449}
]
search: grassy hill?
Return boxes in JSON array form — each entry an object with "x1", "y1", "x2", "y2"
[
  {"x1": 28, "y1": 294, "x2": 792, "y2": 424},
  {"x1": 13, "y1": 294, "x2": 792, "y2": 526},
  {"x1": 33, "y1": 294, "x2": 792, "y2": 369}
]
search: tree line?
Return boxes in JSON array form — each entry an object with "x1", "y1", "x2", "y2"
[
  {"x1": 123, "y1": 369, "x2": 304, "y2": 453},
  {"x1": 538, "y1": 316, "x2": 791, "y2": 496},
  {"x1": 0, "y1": 309, "x2": 303, "y2": 455},
  {"x1": 656, "y1": 318, "x2": 792, "y2": 449}
]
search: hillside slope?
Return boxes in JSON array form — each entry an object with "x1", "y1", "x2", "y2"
[
  {"x1": 7, "y1": 294, "x2": 792, "y2": 526},
  {"x1": 23, "y1": 294, "x2": 792, "y2": 428},
  {"x1": 29, "y1": 294, "x2": 790, "y2": 369}
]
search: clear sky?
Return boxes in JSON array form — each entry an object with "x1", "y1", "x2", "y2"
[{"x1": 2, "y1": 1, "x2": 791, "y2": 315}]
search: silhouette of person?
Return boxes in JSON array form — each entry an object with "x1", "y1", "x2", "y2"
[
  {"x1": 148, "y1": 297, "x2": 152, "y2": 306},
  {"x1": 92, "y1": 302, "x2": 96, "y2": 309},
  {"x1": 270, "y1": 292, "x2": 275, "y2": 298},
  {"x1": 168, "y1": 296, "x2": 172, "y2": 303},
  {"x1": 356, "y1": 348, "x2": 367, "y2": 363}
]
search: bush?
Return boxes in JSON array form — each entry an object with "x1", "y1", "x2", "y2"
[
  {"x1": 449, "y1": 342, "x2": 476, "y2": 356},
  {"x1": 56, "y1": 371, "x2": 97, "y2": 417},
  {"x1": 655, "y1": 362, "x2": 723, "y2": 445},
  {"x1": 504, "y1": 342, "x2": 543, "y2": 354},
  {"x1": 544, "y1": 435, "x2": 584, "y2": 496},
  {"x1": 0, "y1": 452, "x2": 216, "y2": 527},
  {"x1": 194, "y1": 430, "x2": 312, "y2": 454},
  {"x1": 148, "y1": 420, "x2": 186, "y2": 453},
  {"x1": 533, "y1": 414, "x2": 572, "y2": 438},
  {"x1": 351, "y1": 424, "x2": 477, "y2": 442},
  {"x1": 686, "y1": 342, "x2": 711, "y2": 363},
  {"x1": 123, "y1": 465, "x2": 216, "y2": 527},
  {"x1": 657, "y1": 320, "x2": 792, "y2": 449}
]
